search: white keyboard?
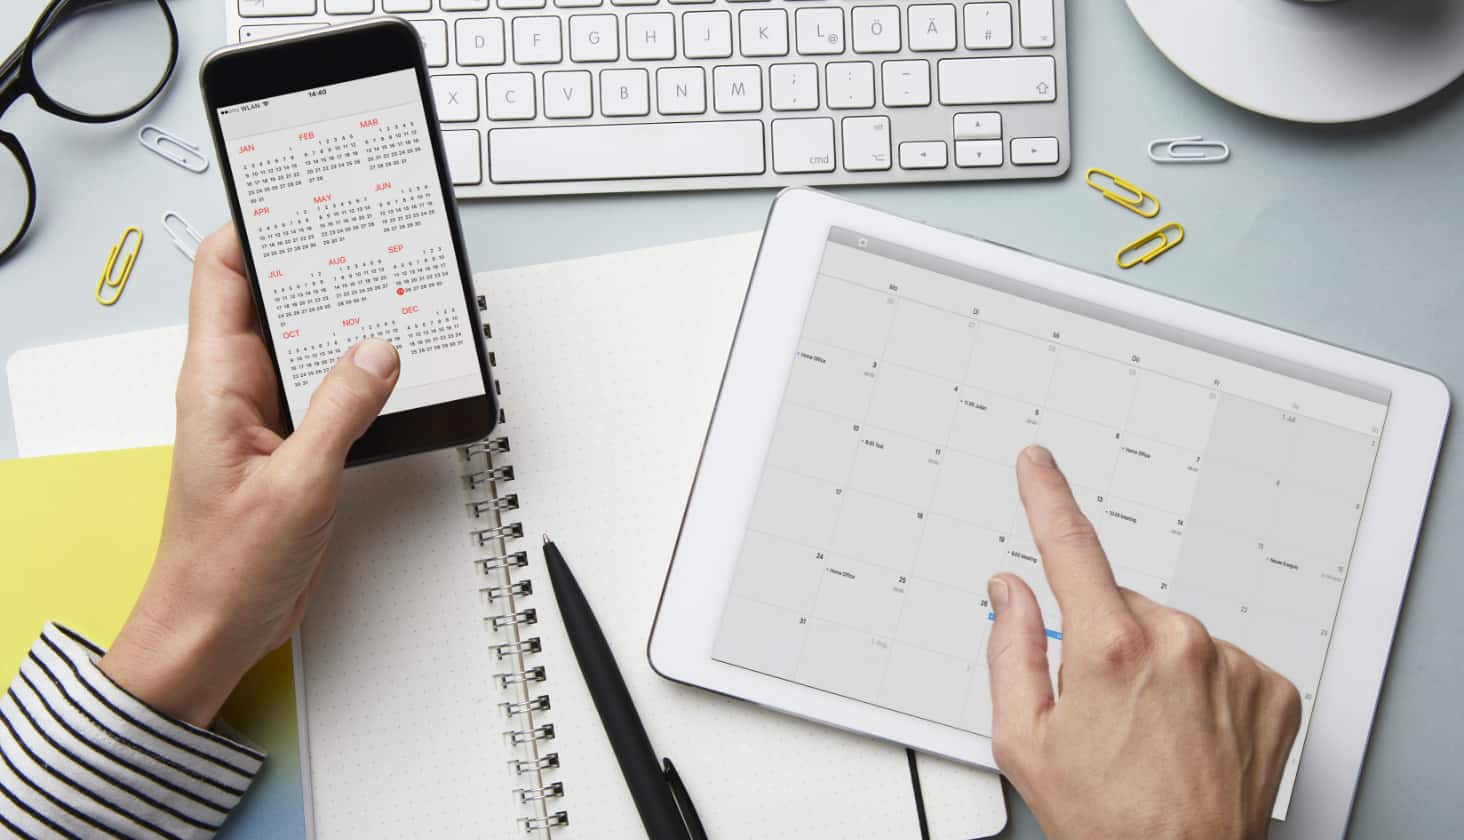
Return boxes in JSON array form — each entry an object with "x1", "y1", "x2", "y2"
[{"x1": 229, "y1": 0, "x2": 1069, "y2": 197}]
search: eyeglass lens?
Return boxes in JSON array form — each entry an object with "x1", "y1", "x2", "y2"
[{"x1": 30, "y1": 0, "x2": 174, "y2": 118}]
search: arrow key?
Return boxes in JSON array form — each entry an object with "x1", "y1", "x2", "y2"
[
  {"x1": 898, "y1": 140, "x2": 948, "y2": 169},
  {"x1": 1011, "y1": 136, "x2": 1058, "y2": 165},
  {"x1": 955, "y1": 139, "x2": 1002, "y2": 167}
]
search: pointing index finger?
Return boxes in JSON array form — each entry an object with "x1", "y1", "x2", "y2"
[{"x1": 1015, "y1": 446, "x2": 1131, "y2": 634}]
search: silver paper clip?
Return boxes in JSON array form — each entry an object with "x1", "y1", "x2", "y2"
[
  {"x1": 138, "y1": 124, "x2": 209, "y2": 173},
  {"x1": 162, "y1": 212, "x2": 203, "y2": 261},
  {"x1": 1147, "y1": 135, "x2": 1230, "y2": 164}
]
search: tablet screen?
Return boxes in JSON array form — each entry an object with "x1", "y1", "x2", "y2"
[{"x1": 712, "y1": 228, "x2": 1389, "y2": 805}]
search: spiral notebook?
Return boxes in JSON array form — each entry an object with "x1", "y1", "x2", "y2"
[{"x1": 6, "y1": 233, "x2": 1006, "y2": 838}]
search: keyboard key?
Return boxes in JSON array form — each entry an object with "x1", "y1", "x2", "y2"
[
  {"x1": 739, "y1": 9, "x2": 788, "y2": 57},
  {"x1": 513, "y1": 16, "x2": 563, "y2": 63},
  {"x1": 456, "y1": 18, "x2": 505, "y2": 66},
  {"x1": 239, "y1": 0, "x2": 315, "y2": 15},
  {"x1": 669, "y1": 0, "x2": 715, "y2": 4},
  {"x1": 713, "y1": 65, "x2": 762, "y2": 112},
  {"x1": 899, "y1": 140, "x2": 947, "y2": 168},
  {"x1": 963, "y1": 2, "x2": 1012, "y2": 49},
  {"x1": 441, "y1": 129, "x2": 483, "y2": 184},
  {"x1": 627, "y1": 13, "x2": 675, "y2": 59},
  {"x1": 656, "y1": 66, "x2": 707, "y2": 113},
  {"x1": 769, "y1": 62, "x2": 818, "y2": 110},
  {"x1": 238, "y1": 22, "x2": 327, "y2": 40},
  {"x1": 570, "y1": 14, "x2": 619, "y2": 61},
  {"x1": 487, "y1": 121, "x2": 764, "y2": 182},
  {"x1": 431, "y1": 74, "x2": 480, "y2": 121},
  {"x1": 1011, "y1": 136, "x2": 1058, "y2": 164},
  {"x1": 953, "y1": 111, "x2": 1000, "y2": 139},
  {"x1": 937, "y1": 56, "x2": 1055, "y2": 104},
  {"x1": 409, "y1": 19, "x2": 449, "y2": 67},
  {"x1": 544, "y1": 70, "x2": 594, "y2": 117},
  {"x1": 771, "y1": 117, "x2": 834, "y2": 173},
  {"x1": 842, "y1": 115, "x2": 891, "y2": 171},
  {"x1": 325, "y1": 0, "x2": 373, "y2": 13},
  {"x1": 382, "y1": 0, "x2": 429, "y2": 10},
  {"x1": 611, "y1": 0, "x2": 659, "y2": 6},
  {"x1": 556, "y1": 0, "x2": 602, "y2": 6},
  {"x1": 851, "y1": 6, "x2": 900, "y2": 53},
  {"x1": 881, "y1": 59, "x2": 929, "y2": 106},
  {"x1": 498, "y1": 0, "x2": 546, "y2": 9},
  {"x1": 439, "y1": 0, "x2": 487, "y2": 10},
  {"x1": 795, "y1": 7, "x2": 844, "y2": 55},
  {"x1": 908, "y1": 4, "x2": 956, "y2": 51},
  {"x1": 600, "y1": 68, "x2": 651, "y2": 116},
  {"x1": 826, "y1": 61, "x2": 874, "y2": 109},
  {"x1": 1019, "y1": 0, "x2": 1054, "y2": 48},
  {"x1": 684, "y1": 11, "x2": 733, "y2": 59},
  {"x1": 486, "y1": 72, "x2": 537, "y2": 119},
  {"x1": 955, "y1": 138, "x2": 1001, "y2": 166}
]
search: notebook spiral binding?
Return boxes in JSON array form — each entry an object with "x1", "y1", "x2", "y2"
[{"x1": 461, "y1": 297, "x2": 569, "y2": 835}]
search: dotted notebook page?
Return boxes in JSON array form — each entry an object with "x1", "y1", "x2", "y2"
[{"x1": 481, "y1": 233, "x2": 1004, "y2": 839}]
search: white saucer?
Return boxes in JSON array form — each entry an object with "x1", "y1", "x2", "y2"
[{"x1": 1126, "y1": 0, "x2": 1464, "y2": 123}]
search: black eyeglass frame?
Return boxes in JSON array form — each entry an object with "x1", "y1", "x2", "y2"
[{"x1": 0, "y1": 0, "x2": 179, "y2": 259}]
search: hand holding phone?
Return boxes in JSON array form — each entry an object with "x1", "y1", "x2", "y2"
[{"x1": 201, "y1": 20, "x2": 497, "y2": 465}]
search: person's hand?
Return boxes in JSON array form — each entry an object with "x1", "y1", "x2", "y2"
[
  {"x1": 99, "y1": 226, "x2": 400, "y2": 727},
  {"x1": 987, "y1": 446, "x2": 1302, "y2": 840}
]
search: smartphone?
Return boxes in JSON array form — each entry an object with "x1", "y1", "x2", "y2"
[{"x1": 200, "y1": 19, "x2": 497, "y2": 465}]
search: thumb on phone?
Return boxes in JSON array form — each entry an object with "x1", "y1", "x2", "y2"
[{"x1": 279, "y1": 339, "x2": 400, "y2": 480}]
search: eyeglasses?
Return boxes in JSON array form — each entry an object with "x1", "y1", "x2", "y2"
[{"x1": 0, "y1": 0, "x2": 179, "y2": 261}]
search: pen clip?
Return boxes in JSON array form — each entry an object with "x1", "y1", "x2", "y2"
[{"x1": 663, "y1": 758, "x2": 709, "y2": 840}]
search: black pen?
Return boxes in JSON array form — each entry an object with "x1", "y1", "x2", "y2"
[{"x1": 541, "y1": 535, "x2": 708, "y2": 840}]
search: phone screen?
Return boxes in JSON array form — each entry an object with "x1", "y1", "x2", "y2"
[{"x1": 216, "y1": 68, "x2": 484, "y2": 428}]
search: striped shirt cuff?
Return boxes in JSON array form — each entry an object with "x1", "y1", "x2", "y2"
[{"x1": 1, "y1": 623, "x2": 266, "y2": 839}]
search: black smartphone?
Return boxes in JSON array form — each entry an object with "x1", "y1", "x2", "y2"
[{"x1": 200, "y1": 19, "x2": 497, "y2": 465}]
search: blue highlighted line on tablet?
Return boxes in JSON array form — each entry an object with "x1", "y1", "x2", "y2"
[{"x1": 987, "y1": 611, "x2": 1063, "y2": 641}]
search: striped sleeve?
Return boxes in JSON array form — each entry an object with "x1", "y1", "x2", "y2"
[{"x1": 0, "y1": 623, "x2": 266, "y2": 840}]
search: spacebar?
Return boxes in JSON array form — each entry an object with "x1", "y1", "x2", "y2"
[{"x1": 488, "y1": 121, "x2": 766, "y2": 183}]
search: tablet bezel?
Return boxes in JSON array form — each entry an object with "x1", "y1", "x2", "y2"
[{"x1": 649, "y1": 188, "x2": 1448, "y2": 836}]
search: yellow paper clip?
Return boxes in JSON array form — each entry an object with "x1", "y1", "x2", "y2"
[
  {"x1": 1085, "y1": 168, "x2": 1160, "y2": 218},
  {"x1": 97, "y1": 226, "x2": 142, "y2": 306},
  {"x1": 1117, "y1": 222, "x2": 1184, "y2": 269}
]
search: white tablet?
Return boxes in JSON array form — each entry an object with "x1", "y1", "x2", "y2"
[{"x1": 649, "y1": 189, "x2": 1448, "y2": 834}]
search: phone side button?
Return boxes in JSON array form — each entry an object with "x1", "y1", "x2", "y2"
[{"x1": 443, "y1": 129, "x2": 484, "y2": 185}]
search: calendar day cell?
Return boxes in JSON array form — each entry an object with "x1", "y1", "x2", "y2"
[
  {"x1": 876, "y1": 643, "x2": 972, "y2": 727},
  {"x1": 793, "y1": 619, "x2": 892, "y2": 703},
  {"x1": 1243, "y1": 609, "x2": 1328, "y2": 691},
  {"x1": 731, "y1": 530, "x2": 827, "y2": 613},
  {"x1": 945, "y1": 387, "x2": 1040, "y2": 466},
  {"x1": 864, "y1": 364, "x2": 959, "y2": 445},
  {"x1": 1108, "y1": 433, "x2": 1201, "y2": 514},
  {"x1": 785, "y1": 341, "x2": 879, "y2": 420},
  {"x1": 1033, "y1": 410, "x2": 1121, "y2": 491},
  {"x1": 1283, "y1": 416, "x2": 1380, "y2": 503},
  {"x1": 964, "y1": 323, "x2": 1055, "y2": 405},
  {"x1": 1044, "y1": 348, "x2": 1138, "y2": 430},
  {"x1": 1254, "y1": 544, "x2": 1341, "y2": 625},
  {"x1": 846, "y1": 427, "x2": 941, "y2": 507},
  {"x1": 1009, "y1": 480, "x2": 1109, "y2": 551},
  {"x1": 1126, "y1": 371, "x2": 1218, "y2": 452},
  {"x1": 930, "y1": 451, "x2": 1019, "y2": 532},
  {"x1": 959, "y1": 658, "x2": 994, "y2": 735},
  {"x1": 712, "y1": 597, "x2": 808, "y2": 680},
  {"x1": 1165, "y1": 588, "x2": 1253, "y2": 653},
  {"x1": 801, "y1": 276, "x2": 898, "y2": 359},
  {"x1": 811, "y1": 553, "x2": 910, "y2": 637},
  {"x1": 892, "y1": 576, "x2": 989, "y2": 660},
  {"x1": 881, "y1": 300, "x2": 980, "y2": 383},
  {"x1": 996, "y1": 536, "x2": 1062, "y2": 630},
  {"x1": 829, "y1": 491, "x2": 925, "y2": 573},
  {"x1": 912, "y1": 514, "x2": 1004, "y2": 593},
  {"x1": 1204, "y1": 395, "x2": 1300, "y2": 474},
  {"x1": 1186, "y1": 458, "x2": 1281, "y2": 536},
  {"x1": 1092, "y1": 497, "x2": 1183, "y2": 583},
  {"x1": 767, "y1": 404, "x2": 861, "y2": 483},
  {"x1": 748, "y1": 467, "x2": 844, "y2": 547},
  {"x1": 1169, "y1": 520, "x2": 1263, "y2": 603},
  {"x1": 1270, "y1": 485, "x2": 1362, "y2": 572}
]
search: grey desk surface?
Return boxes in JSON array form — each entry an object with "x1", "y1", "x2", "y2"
[{"x1": 2, "y1": 0, "x2": 1461, "y2": 836}]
